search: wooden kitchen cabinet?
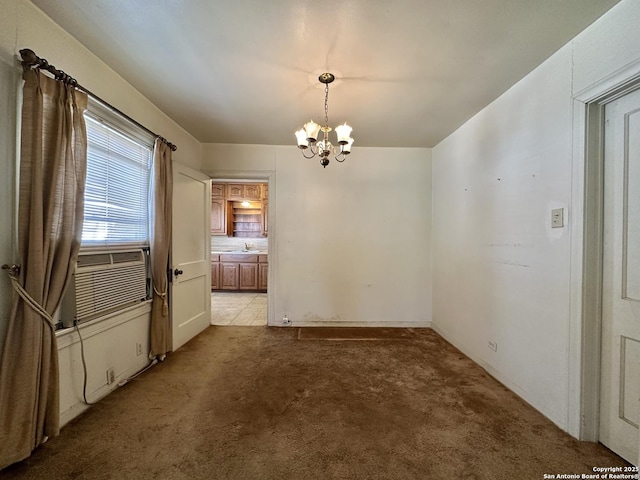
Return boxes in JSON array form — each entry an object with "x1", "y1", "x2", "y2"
[
  {"x1": 227, "y1": 183, "x2": 261, "y2": 201},
  {"x1": 239, "y1": 263, "x2": 259, "y2": 290},
  {"x1": 210, "y1": 256, "x2": 220, "y2": 290},
  {"x1": 211, "y1": 183, "x2": 226, "y2": 198},
  {"x1": 227, "y1": 184, "x2": 244, "y2": 199},
  {"x1": 232, "y1": 201, "x2": 263, "y2": 238},
  {"x1": 244, "y1": 184, "x2": 261, "y2": 200},
  {"x1": 210, "y1": 182, "x2": 268, "y2": 238},
  {"x1": 220, "y1": 263, "x2": 239, "y2": 290},
  {"x1": 259, "y1": 262, "x2": 268, "y2": 291},
  {"x1": 210, "y1": 199, "x2": 226, "y2": 235},
  {"x1": 212, "y1": 254, "x2": 267, "y2": 292}
]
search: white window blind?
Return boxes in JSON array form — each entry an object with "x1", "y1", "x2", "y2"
[{"x1": 82, "y1": 113, "x2": 152, "y2": 248}]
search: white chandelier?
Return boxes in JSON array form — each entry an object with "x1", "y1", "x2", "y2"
[{"x1": 295, "y1": 73, "x2": 354, "y2": 168}]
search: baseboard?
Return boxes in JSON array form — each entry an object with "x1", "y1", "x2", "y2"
[
  {"x1": 270, "y1": 320, "x2": 433, "y2": 328},
  {"x1": 59, "y1": 402, "x2": 90, "y2": 427}
]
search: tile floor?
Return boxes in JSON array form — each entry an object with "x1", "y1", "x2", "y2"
[{"x1": 211, "y1": 291, "x2": 267, "y2": 326}]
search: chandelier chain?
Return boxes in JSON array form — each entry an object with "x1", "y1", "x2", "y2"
[{"x1": 324, "y1": 83, "x2": 329, "y2": 126}]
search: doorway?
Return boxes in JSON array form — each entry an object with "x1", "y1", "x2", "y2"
[
  {"x1": 578, "y1": 74, "x2": 640, "y2": 464},
  {"x1": 211, "y1": 292, "x2": 267, "y2": 326},
  {"x1": 208, "y1": 176, "x2": 271, "y2": 327},
  {"x1": 598, "y1": 87, "x2": 640, "y2": 463}
]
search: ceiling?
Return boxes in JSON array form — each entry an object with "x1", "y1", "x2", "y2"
[{"x1": 31, "y1": 0, "x2": 620, "y2": 148}]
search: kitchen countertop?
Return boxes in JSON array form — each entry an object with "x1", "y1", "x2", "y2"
[{"x1": 211, "y1": 250, "x2": 268, "y2": 255}]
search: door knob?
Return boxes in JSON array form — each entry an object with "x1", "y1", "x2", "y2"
[{"x1": 174, "y1": 268, "x2": 183, "y2": 276}]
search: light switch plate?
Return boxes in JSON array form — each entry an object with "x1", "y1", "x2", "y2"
[{"x1": 551, "y1": 208, "x2": 564, "y2": 228}]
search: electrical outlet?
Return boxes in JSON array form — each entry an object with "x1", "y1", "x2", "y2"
[
  {"x1": 106, "y1": 368, "x2": 115, "y2": 385},
  {"x1": 488, "y1": 341, "x2": 498, "y2": 352},
  {"x1": 136, "y1": 342, "x2": 143, "y2": 356},
  {"x1": 282, "y1": 314, "x2": 291, "y2": 326}
]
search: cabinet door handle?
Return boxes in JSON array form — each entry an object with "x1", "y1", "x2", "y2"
[{"x1": 174, "y1": 268, "x2": 184, "y2": 276}]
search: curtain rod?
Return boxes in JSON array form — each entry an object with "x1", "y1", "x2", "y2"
[{"x1": 19, "y1": 48, "x2": 177, "y2": 152}]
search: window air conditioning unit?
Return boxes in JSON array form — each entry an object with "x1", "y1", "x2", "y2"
[{"x1": 61, "y1": 249, "x2": 148, "y2": 328}]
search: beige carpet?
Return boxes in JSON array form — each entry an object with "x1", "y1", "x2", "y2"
[{"x1": 2, "y1": 327, "x2": 629, "y2": 479}]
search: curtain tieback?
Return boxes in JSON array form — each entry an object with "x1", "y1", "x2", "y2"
[
  {"x1": 3, "y1": 267, "x2": 55, "y2": 328},
  {"x1": 153, "y1": 286, "x2": 169, "y2": 316}
]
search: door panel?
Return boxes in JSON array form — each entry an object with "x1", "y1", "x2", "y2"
[
  {"x1": 620, "y1": 337, "x2": 640, "y2": 427},
  {"x1": 171, "y1": 163, "x2": 211, "y2": 351},
  {"x1": 624, "y1": 111, "x2": 640, "y2": 301},
  {"x1": 600, "y1": 88, "x2": 640, "y2": 463}
]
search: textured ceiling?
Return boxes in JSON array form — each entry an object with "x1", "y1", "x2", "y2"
[{"x1": 31, "y1": 0, "x2": 620, "y2": 148}]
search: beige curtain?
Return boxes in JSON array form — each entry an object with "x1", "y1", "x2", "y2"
[
  {"x1": 0, "y1": 70, "x2": 87, "y2": 469},
  {"x1": 149, "y1": 139, "x2": 173, "y2": 358}
]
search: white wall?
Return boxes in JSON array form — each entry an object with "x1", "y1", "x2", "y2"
[
  {"x1": 203, "y1": 144, "x2": 432, "y2": 327},
  {"x1": 56, "y1": 304, "x2": 152, "y2": 425},
  {"x1": 0, "y1": 0, "x2": 203, "y2": 424},
  {"x1": 431, "y1": 0, "x2": 640, "y2": 433},
  {"x1": 4, "y1": 0, "x2": 202, "y2": 169}
]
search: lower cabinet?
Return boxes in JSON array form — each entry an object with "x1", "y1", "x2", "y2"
[
  {"x1": 210, "y1": 258, "x2": 220, "y2": 290},
  {"x1": 259, "y1": 262, "x2": 268, "y2": 291},
  {"x1": 239, "y1": 263, "x2": 258, "y2": 290},
  {"x1": 212, "y1": 253, "x2": 267, "y2": 292},
  {"x1": 220, "y1": 263, "x2": 239, "y2": 290}
]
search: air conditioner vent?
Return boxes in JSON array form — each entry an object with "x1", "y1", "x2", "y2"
[
  {"x1": 61, "y1": 249, "x2": 148, "y2": 328},
  {"x1": 76, "y1": 253, "x2": 111, "y2": 268},
  {"x1": 112, "y1": 251, "x2": 143, "y2": 264}
]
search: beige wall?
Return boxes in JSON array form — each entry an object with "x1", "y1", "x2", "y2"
[
  {"x1": 431, "y1": 0, "x2": 640, "y2": 436},
  {"x1": 0, "y1": 0, "x2": 201, "y2": 169},
  {"x1": 0, "y1": 0, "x2": 203, "y2": 424},
  {"x1": 203, "y1": 144, "x2": 433, "y2": 327}
]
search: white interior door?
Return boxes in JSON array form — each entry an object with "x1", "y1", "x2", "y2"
[
  {"x1": 171, "y1": 162, "x2": 211, "y2": 351},
  {"x1": 600, "y1": 87, "x2": 640, "y2": 464}
]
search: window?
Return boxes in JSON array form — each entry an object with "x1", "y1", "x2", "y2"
[
  {"x1": 55, "y1": 102, "x2": 154, "y2": 331},
  {"x1": 82, "y1": 106, "x2": 153, "y2": 248}
]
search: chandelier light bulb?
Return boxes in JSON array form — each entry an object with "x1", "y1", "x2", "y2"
[
  {"x1": 335, "y1": 123, "x2": 352, "y2": 145},
  {"x1": 295, "y1": 129, "x2": 309, "y2": 149},
  {"x1": 303, "y1": 120, "x2": 321, "y2": 142}
]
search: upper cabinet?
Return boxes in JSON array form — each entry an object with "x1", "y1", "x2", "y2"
[
  {"x1": 211, "y1": 183, "x2": 227, "y2": 236},
  {"x1": 210, "y1": 199, "x2": 226, "y2": 235},
  {"x1": 228, "y1": 183, "x2": 261, "y2": 201},
  {"x1": 210, "y1": 182, "x2": 268, "y2": 237},
  {"x1": 244, "y1": 184, "x2": 262, "y2": 200},
  {"x1": 211, "y1": 183, "x2": 226, "y2": 198}
]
